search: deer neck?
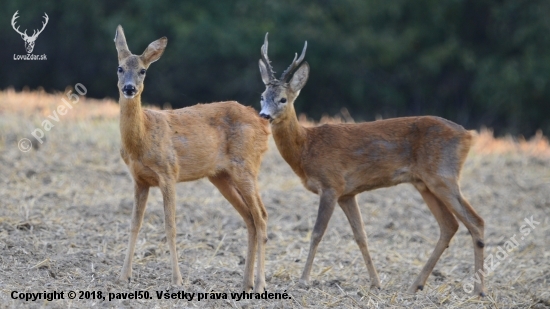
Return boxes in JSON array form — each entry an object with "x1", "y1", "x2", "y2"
[
  {"x1": 119, "y1": 95, "x2": 146, "y2": 156},
  {"x1": 271, "y1": 105, "x2": 307, "y2": 178}
]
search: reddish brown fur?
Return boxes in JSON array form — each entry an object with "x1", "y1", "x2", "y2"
[
  {"x1": 280, "y1": 116, "x2": 473, "y2": 195},
  {"x1": 258, "y1": 34, "x2": 485, "y2": 296},
  {"x1": 119, "y1": 102, "x2": 269, "y2": 186},
  {"x1": 115, "y1": 25, "x2": 270, "y2": 292}
]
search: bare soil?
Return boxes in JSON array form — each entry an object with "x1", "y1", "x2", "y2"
[{"x1": 0, "y1": 91, "x2": 549, "y2": 308}]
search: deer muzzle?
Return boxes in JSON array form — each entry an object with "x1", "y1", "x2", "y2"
[
  {"x1": 122, "y1": 85, "x2": 137, "y2": 98},
  {"x1": 259, "y1": 112, "x2": 271, "y2": 120}
]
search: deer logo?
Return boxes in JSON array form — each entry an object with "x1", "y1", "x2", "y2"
[{"x1": 11, "y1": 11, "x2": 49, "y2": 54}]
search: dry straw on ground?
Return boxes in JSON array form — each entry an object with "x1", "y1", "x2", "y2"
[{"x1": 0, "y1": 90, "x2": 549, "y2": 308}]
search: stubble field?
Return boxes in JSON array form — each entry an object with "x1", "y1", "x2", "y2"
[{"x1": 0, "y1": 89, "x2": 549, "y2": 308}]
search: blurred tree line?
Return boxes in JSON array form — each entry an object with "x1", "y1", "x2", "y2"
[{"x1": 1, "y1": 0, "x2": 549, "y2": 136}]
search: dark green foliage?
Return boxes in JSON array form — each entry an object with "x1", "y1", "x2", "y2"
[{"x1": 1, "y1": 0, "x2": 549, "y2": 135}]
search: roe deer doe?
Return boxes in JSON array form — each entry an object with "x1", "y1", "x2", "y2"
[
  {"x1": 114, "y1": 25, "x2": 270, "y2": 292},
  {"x1": 257, "y1": 33, "x2": 485, "y2": 296}
]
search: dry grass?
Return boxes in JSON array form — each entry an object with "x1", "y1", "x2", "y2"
[
  {"x1": 473, "y1": 128, "x2": 550, "y2": 158},
  {"x1": 0, "y1": 87, "x2": 120, "y2": 121},
  {"x1": 0, "y1": 90, "x2": 549, "y2": 308}
]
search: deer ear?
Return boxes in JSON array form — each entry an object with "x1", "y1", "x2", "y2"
[
  {"x1": 141, "y1": 37, "x2": 167, "y2": 67},
  {"x1": 114, "y1": 25, "x2": 131, "y2": 61},
  {"x1": 290, "y1": 62, "x2": 309, "y2": 92},
  {"x1": 259, "y1": 59, "x2": 271, "y2": 85}
]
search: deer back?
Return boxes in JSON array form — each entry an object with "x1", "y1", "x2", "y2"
[{"x1": 290, "y1": 116, "x2": 474, "y2": 195}]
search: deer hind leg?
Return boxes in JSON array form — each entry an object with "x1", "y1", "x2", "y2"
[
  {"x1": 407, "y1": 184, "x2": 459, "y2": 293},
  {"x1": 428, "y1": 179, "x2": 486, "y2": 296},
  {"x1": 209, "y1": 173, "x2": 257, "y2": 292},
  {"x1": 159, "y1": 179, "x2": 183, "y2": 286},
  {"x1": 338, "y1": 195, "x2": 381, "y2": 289},
  {"x1": 300, "y1": 190, "x2": 338, "y2": 286},
  {"x1": 254, "y1": 191, "x2": 268, "y2": 292},
  {"x1": 119, "y1": 182, "x2": 150, "y2": 283},
  {"x1": 232, "y1": 174, "x2": 267, "y2": 293}
]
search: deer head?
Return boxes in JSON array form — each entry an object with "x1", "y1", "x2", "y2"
[
  {"x1": 11, "y1": 11, "x2": 49, "y2": 54},
  {"x1": 114, "y1": 25, "x2": 167, "y2": 99},
  {"x1": 258, "y1": 33, "x2": 309, "y2": 122}
]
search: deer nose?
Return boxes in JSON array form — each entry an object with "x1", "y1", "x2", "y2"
[
  {"x1": 123, "y1": 85, "x2": 136, "y2": 96},
  {"x1": 259, "y1": 113, "x2": 271, "y2": 120}
]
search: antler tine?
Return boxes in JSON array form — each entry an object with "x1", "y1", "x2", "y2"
[
  {"x1": 280, "y1": 41, "x2": 308, "y2": 82},
  {"x1": 11, "y1": 11, "x2": 26, "y2": 37},
  {"x1": 31, "y1": 13, "x2": 49, "y2": 38},
  {"x1": 260, "y1": 33, "x2": 276, "y2": 81}
]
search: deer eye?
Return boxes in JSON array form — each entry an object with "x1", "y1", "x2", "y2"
[
  {"x1": 140, "y1": 69, "x2": 147, "y2": 75},
  {"x1": 117, "y1": 67, "x2": 123, "y2": 73},
  {"x1": 280, "y1": 98, "x2": 287, "y2": 103}
]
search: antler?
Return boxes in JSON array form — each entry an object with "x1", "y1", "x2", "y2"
[
  {"x1": 260, "y1": 33, "x2": 276, "y2": 82},
  {"x1": 280, "y1": 40, "x2": 308, "y2": 82},
  {"x1": 30, "y1": 13, "x2": 48, "y2": 39},
  {"x1": 11, "y1": 11, "x2": 27, "y2": 38}
]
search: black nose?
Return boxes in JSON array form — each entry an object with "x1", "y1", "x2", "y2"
[
  {"x1": 123, "y1": 85, "x2": 137, "y2": 96},
  {"x1": 259, "y1": 113, "x2": 271, "y2": 120}
]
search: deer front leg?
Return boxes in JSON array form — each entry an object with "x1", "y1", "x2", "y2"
[
  {"x1": 338, "y1": 195, "x2": 381, "y2": 289},
  {"x1": 300, "y1": 190, "x2": 337, "y2": 286},
  {"x1": 119, "y1": 182, "x2": 149, "y2": 283},
  {"x1": 160, "y1": 179, "x2": 183, "y2": 286}
]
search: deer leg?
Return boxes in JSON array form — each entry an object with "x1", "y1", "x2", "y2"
[
  {"x1": 407, "y1": 185, "x2": 459, "y2": 293},
  {"x1": 209, "y1": 173, "x2": 257, "y2": 292},
  {"x1": 159, "y1": 179, "x2": 183, "y2": 286},
  {"x1": 300, "y1": 190, "x2": 337, "y2": 285},
  {"x1": 233, "y1": 176, "x2": 267, "y2": 293},
  {"x1": 254, "y1": 191, "x2": 268, "y2": 292},
  {"x1": 338, "y1": 195, "x2": 381, "y2": 289},
  {"x1": 429, "y1": 180, "x2": 486, "y2": 296},
  {"x1": 119, "y1": 182, "x2": 149, "y2": 283}
]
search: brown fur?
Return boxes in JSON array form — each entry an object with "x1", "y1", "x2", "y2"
[
  {"x1": 258, "y1": 35, "x2": 486, "y2": 296},
  {"x1": 115, "y1": 25, "x2": 270, "y2": 292}
]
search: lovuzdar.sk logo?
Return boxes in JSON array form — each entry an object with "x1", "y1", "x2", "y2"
[{"x1": 11, "y1": 10, "x2": 48, "y2": 60}]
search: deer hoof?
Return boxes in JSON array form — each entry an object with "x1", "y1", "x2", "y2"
[
  {"x1": 406, "y1": 284, "x2": 423, "y2": 294},
  {"x1": 298, "y1": 278, "x2": 310, "y2": 288},
  {"x1": 172, "y1": 276, "x2": 183, "y2": 286},
  {"x1": 118, "y1": 275, "x2": 131, "y2": 284}
]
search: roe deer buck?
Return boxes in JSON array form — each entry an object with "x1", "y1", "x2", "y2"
[
  {"x1": 114, "y1": 25, "x2": 270, "y2": 292},
  {"x1": 257, "y1": 33, "x2": 485, "y2": 296}
]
